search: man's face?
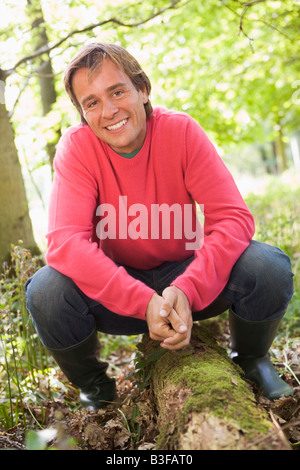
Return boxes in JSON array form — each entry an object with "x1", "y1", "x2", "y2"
[{"x1": 72, "y1": 59, "x2": 149, "y2": 154}]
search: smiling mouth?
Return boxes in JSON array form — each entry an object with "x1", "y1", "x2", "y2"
[{"x1": 106, "y1": 118, "x2": 128, "y2": 131}]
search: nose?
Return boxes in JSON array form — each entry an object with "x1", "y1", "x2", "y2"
[{"x1": 101, "y1": 98, "x2": 119, "y2": 120}]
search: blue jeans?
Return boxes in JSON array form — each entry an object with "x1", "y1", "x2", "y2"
[{"x1": 25, "y1": 241, "x2": 294, "y2": 350}]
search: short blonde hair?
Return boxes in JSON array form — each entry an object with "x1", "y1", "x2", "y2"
[{"x1": 64, "y1": 43, "x2": 152, "y2": 124}]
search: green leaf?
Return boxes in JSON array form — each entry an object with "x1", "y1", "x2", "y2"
[{"x1": 25, "y1": 429, "x2": 57, "y2": 451}]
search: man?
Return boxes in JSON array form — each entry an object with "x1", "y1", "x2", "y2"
[{"x1": 26, "y1": 43, "x2": 294, "y2": 409}]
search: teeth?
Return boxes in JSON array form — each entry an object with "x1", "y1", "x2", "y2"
[{"x1": 107, "y1": 119, "x2": 127, "y2": 131}]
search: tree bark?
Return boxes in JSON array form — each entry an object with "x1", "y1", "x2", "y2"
[
  {"x1": 0, "y1": 99, "x2": 39, "y2": 265},
  {"x1": 275, "y1": 126, "x2": 288, "y2": 173},
  {"x1": 27, "y1": 0, "x2": 60, "y2": 174},
  {"x1": 138, "y1": 324, "x2": 291, "y2": 450}
]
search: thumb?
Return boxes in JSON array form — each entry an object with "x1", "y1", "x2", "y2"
[{"x1": 160, "y1": 288, "x2": 177, "y2": 317}]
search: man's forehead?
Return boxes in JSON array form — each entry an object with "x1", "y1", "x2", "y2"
[
  {"x1": 73, "y1": 61, "x2": 129, "y2": 93},
  {"x1": 75, "y1": 58, "x2": 126, "y2": 82}
]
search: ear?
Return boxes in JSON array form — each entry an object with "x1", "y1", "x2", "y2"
[{"x1": 139, "y1": 84, "x2": 149, "y2": 104}]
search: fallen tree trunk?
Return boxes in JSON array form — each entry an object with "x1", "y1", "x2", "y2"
[{"x1": 138, "y1": 323, "x2": 291, "y2": 450}]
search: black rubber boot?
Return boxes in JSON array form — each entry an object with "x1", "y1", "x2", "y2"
[
  {"x1": 229, "y1": 309, "x2": 293, "y2": 400},
  {"x1": 48, "y1": 329, "x2": 117, "y2": 409}
]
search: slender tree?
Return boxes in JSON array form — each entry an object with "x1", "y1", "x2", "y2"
[
  {"x1": 26, "y1": 0, "x2": 60, "y2": 172},
  {"x1": 0, "y1": 76, "x2": 38, "y2": 263}
]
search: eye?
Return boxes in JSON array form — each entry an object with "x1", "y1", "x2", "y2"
[
  {"x1": 113, "y1": 90, "x2": 124, "y2": 97},
  {"x1": 87, "y1": 100, "x2": 98, "y2": 109}
]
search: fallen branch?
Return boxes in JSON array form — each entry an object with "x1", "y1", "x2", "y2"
[{"x1": 138, "y1": 324, "x2": 291, "y2": 450}]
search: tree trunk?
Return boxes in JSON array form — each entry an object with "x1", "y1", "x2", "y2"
[
  {"x1": 275, "y1": 126, "x2": 288, "y2": 173},
  {"x1": 27, "y1": 0, "x2": 61, "y2": 174},
  {"x1": 0, "y1": 99, "x2": 39, "y2": 264},
  {"x1": 138, "y1": 324, "x2": 291, "y2": 450}
]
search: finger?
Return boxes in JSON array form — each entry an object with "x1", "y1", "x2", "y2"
[
  {"x1": 150, "y1": 317, "x2": 177, "y2": 342},
  {"x1": 160, "y1": 333, "x2": 190, "y2": 350},
  {"x1": 160, "y1": 289, "x2": 177, "y2": 317},
  {"x1": 162, "y1": 325, "x2": 191, "y2": 347},
  {"x1": 159, "y1": 300, "x2": 172, "y2": 318},
  {"x1": 168, "y1": 309, "x2": 188, "y2": 334}
]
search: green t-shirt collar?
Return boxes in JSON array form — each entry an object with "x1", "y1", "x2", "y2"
[{"x1": 116, "y1": 146, "x2": 142, "y2": 159}]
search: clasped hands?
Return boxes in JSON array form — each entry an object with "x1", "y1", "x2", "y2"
[{"x1": 145, "y1": 286, "x2": 193, "y2": 351}]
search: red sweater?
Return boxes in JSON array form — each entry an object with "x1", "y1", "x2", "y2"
[{"x1": 46, "y1": 107, "x2": 255, "y2": 319}]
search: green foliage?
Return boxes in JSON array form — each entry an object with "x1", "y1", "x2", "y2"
[
  {"x1": 3, "y1": 0, "x2": 300, "y2": 165},
  {"x1": 125, "y1": 0, "x2": 300, "y2": 147},
  {"x1": 246, "y1": 176, "x2": 300, "y2": 342},
  {"x1": 99, "y1": 333, "x2": 137, "y2": 362},
  {"x1": 25, "y1": 428, "x2": 57, "y2": 450},
  {"x1": 128, "y1": 347, "x2": 168, "y2": 390},
  {"x1": 25, "y1": 422, "x2": 78, "y2": 450},
  {"x1": 118, "y1": 404, "x2": 142, "y2": 448},
  {"x1": 246, "y1": 178, "x2": 300, "y2": 284},
  {"x1": 0, "y1": 243, "x2": 52, "y2": 430}
]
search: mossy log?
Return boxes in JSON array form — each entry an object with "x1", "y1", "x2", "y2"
[{"x1": 138, "y1": 324, "x2": 291, "y2": 450}]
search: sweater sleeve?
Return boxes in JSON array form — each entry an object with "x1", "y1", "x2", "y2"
[
  {"x1": 170, "y1": 117, "x2": 255, "y2": 311},
  {"x1": 46, "y1": 128, "x2": 154, "y2": 320}
]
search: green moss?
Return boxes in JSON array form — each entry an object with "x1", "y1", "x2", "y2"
[{"x1": 142, "y1": 325, "x2": 273, "y2": 449}]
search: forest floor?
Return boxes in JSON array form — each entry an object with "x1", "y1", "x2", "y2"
[{"x1": 0, "y1": 318, "x2": 299, "y2": 451}]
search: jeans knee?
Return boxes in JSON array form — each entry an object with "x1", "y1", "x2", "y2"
[
  {"x1": 227, "y1": 241, "x2": 294, "y2": 321},
  {"x1": 26, "y1": 265, "x2": 95, "y2": 349},
  {"x1": 26, "y1": 266, "x2": 48, "y2": 318},
  {"x1": 242, "y1": 241, "x2": 294, "y2": 309},
  {"x1": 27, "y1": 266, "x2": 52, "y2": 309},
  {"x1": 26, "y1": 265, "x2": 78, "y2": 323}
]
